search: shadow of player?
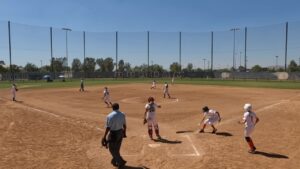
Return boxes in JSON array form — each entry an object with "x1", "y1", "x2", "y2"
[
  {"x1": 122, "y1": 166, "x2": 150, "y2": 169},
  {"x1": 153, "y1": 137, "x2": 182, "y2": 144},
  {"x1": 254, "y1": 151, "x2": 289, "y2": 159},
  {"x1": 176, "y1": 130, "x2": 194, "y2": 134},
  {"x1": 215, "y1": 132, "x2": 233, "y2": 137}
]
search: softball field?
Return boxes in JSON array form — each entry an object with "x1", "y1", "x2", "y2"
[{"x1": 1, "y1": 82, "x2": 300, "y2": 169}]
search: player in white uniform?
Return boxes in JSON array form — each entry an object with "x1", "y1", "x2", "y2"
[
  {"x1": 79, "y1": 79, "x2": 84, "y2": 92},
  {"x1": 11, "y1": 83, "x2": 18, "y2": 101},
  {"x1": 239, "y1": 103, "x2": 260, "y2": 153},
  {"x1": 143, "y1": 96, "x2": 162, "y2": 140},
  {"x1": 150, "y1": 80, "x2": 156, "y2": 89},
  {"x1": 163, "y1": 82, "x2": 171, "y2": 99},
  {"x1": 103, "y1": 87, "x2": 113, "y2": 107},
  {"x1": 199, "y1": 106, "x2": 221, "y2": 134}
]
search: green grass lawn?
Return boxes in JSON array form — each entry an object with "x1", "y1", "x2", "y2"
[{"x1": 0, "y1": 78, "x2": 299, "y2": 90}]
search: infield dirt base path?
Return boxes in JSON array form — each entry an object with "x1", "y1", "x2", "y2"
[{"x1": 1, "y1": 83, "x2": 300, "y2": 169}]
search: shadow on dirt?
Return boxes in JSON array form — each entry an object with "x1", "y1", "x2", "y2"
[
  {"x1": 215, "y1": 132, "x2": 233, "y2": 137},
  {"x1": 122, "y1": 166, "x2": 150, "y2": 169},
  {"x1": 254, "y1": 151, "x2": 289, "y2": 159},
  {"x1": 153, "y1": 137, "x2": 182, "y2": 144},
  {"x1": 176, "y1": 130, "x2": 194, "y2": 134}
]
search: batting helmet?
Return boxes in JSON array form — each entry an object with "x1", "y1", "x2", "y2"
[{"x1": 244, "y1": 103, "x2": 252, "y2": 111}]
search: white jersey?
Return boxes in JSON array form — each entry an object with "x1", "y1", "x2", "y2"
[
  {"x1": 203, "y1": 109, "x2": 220, "y2": 125},
  {"x1": 152, "y1": 81, "x2": 156, "y2": 87},
  {"x1": 163, "y1": 84, "x2": 169, "y2": 92},
  {"x1": 145, "y1": 103, "x2": 158, "y2": 119},
  {"x1": 103, "y1": 89, "x2": 111, "y2": 102},
  {"x1": 243, "y1": 111, "x2": 257, "y2": 128}
]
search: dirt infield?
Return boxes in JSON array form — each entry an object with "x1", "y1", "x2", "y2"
[{"x1": 1, "y1": 83, "x2": 300, "y2": 169}]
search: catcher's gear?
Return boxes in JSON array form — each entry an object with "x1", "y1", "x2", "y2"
[
  {"x1": 101, "y1": 137, "x2": 108, "y2": 148},
  {"x1": 143, "y1": 118, "x2": 147, "y2": 125}
]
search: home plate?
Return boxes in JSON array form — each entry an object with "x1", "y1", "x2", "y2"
[{"x1": 148, "y1": 144, "x2": 161, "y2": 148}]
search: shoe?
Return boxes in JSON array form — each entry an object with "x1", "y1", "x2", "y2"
[
  {"x1": 248, "y1": 147, "x2": 256, "y2": 154},
  {"x1": 111, "y1": 159, "x2": 118, "y2": 167},
  {"x1": 199, "y1": 129, "x2": 204, "y2": 133},
  {"x1": 118, "y1": 160, "x2": 127, "y2": 169},
  {"x1": 212, "y1": 129, "x2": 217, "y2": 134},
  {"x1": 157, "y1": 135, "x2": 162, "y2": 139}
]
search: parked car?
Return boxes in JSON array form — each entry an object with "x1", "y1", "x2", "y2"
[
  {"x1": 58, "y1": 74, "x2": 65, "y2": 82},
  {"x1": 42, "y1": 75, "x2": 53, "y2": 82}
]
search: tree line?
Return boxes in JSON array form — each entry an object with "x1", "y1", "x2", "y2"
[{"x1": 1, "y1": 58, "x2": 300, "y2": 73}]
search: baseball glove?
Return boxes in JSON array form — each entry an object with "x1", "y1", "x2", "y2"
[
  {"x1": 143, "y1": 118, "x2": 147, "y2": 125},
  {"x1": 101, "y1": 137, "x2": 108, "y2": 148}
]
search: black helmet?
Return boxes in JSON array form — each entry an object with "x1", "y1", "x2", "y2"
[{"x1": 202, "y1": 106, "x2": 209, "y2": 112}]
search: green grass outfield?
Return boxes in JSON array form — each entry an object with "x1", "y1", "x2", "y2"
[{"x1": 0, "y1": 78, "x2": 300, "y2": 90}]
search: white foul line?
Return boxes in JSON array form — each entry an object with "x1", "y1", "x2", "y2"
[
  {"x1": 185, "y1": 135, "x2": 200, "y2": 156},
  {"x1": 0, "y1": 97, "x2": 104, "y2": 132}
]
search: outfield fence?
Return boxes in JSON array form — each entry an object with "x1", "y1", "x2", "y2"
[{"x1": 1, "y1": 20, "x2": 300, "y2": 80}]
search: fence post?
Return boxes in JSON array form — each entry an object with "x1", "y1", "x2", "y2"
[
  {"x1": 244, "y1": 27, "x2": 247, "y2": 71},
  {"x1": 285, "y1": 22, "x2": 288, "y2": 71},
  {"x1": 116, "y1": 31, "x2": 118, "y2": 72},
  {"x1": 179, "y1": 31, "x2": 182, "y2": 71},
  {"x1": 211, "y1": 31, "x2": 214, "y2": 72},
  {"x1": 50, "y1": 27, "x2": 53, "y2": 74},
  {"x1": 8, "y1": 21, "x2": 13, "y2": 81}
]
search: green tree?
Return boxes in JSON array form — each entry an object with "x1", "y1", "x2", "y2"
[
  {"x1": 118, "y1": 59, "x2": 125, "y2": 72},
  {"x1": 288, "y1": 60, "x2": 299, "y2": 72},
  {"x1": 24, "y1": 63, "x2": 39, "y2": 72},
  {"x1": 82, "y1": 57, "x2": 96, "y2": 73},
  {"x1": 72, "y1": 58, "x2": 82, "y2": 72},
  {"x1": 186, "y1": 63, "x2": 193, "y2": 72},
  {"x1": 50, "y1": 57, "x2": 64, "y2": 72},
  {"x1": 124, "y1": 62, "x2": 131, "y2": 72},
  {"x1": 169, "y1": 62, "x2": 181, "y2": 72},
  {"x1": 0, "y1": 65, "x2": 8, "y2": 73},
  {"x1": 96, "y1": 58, "x2": 105, "y2": 72},
  {"x1": 251, "y1": 65, "x2": 263, "y2": 72},
  {"x1": 96, "y1": 57, "x2": 114, "y2": 72}
]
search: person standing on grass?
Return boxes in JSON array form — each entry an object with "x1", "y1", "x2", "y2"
[
  {"x1": 101, "y1": 103, "x2": 127, "y2": 168},
  {"x1": 238, "y1": 103, "x2": 259, "y2": 154}
]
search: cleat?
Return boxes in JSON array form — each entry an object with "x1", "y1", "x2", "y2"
[
  {"x1": 212, "y1": 129, "x2": 217, "y2": 134},
  {"x1": 199, "y1": 129, "x2": 204, "y2": 133}
]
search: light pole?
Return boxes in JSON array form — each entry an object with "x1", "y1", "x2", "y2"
[
  {"x1": 230, "y1": 28, "x2": 240, "y2": 71},
  {"x1": 275, "y1": 56, "x2": 279, "y2": 70},
  {"x1": 207, "y1": 60, "x2": 210, "y2": 70},
  {"x1": 62, "y1": 28, "x2": 72, "y2": 71},
  {"x1": 239, "y1": 52, "x2": 242, "y2": 68},
  {"x1": 203, "y1": 58, "x2": 206, "y2": 71}
]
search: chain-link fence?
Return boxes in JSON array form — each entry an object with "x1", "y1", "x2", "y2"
[{"x1": 1, "y1": 20, "x2": 300, "y2": 80}]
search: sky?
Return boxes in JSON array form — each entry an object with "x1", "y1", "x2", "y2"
[{"x1": 0, "y1": 0, "x2": 300, "y2": 69}]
